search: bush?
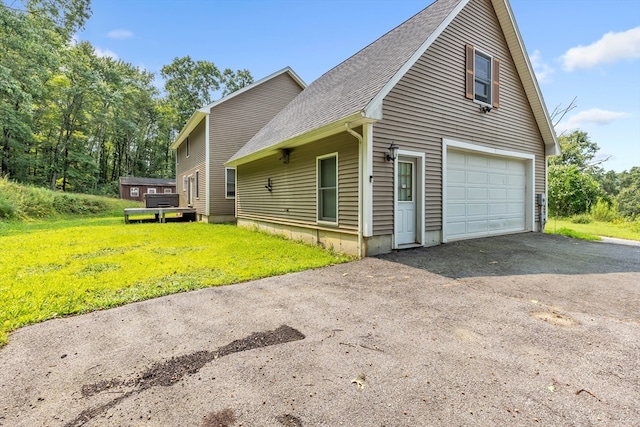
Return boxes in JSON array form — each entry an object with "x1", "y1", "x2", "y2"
[
  {"x1": 570, "y1": 214, "x2": 592, "y2": 224},
  {"x1": 590, "y1": 198, "x2": 618, "y2": 222},
  {"x1": 0, "y1": 195, "x2": 17, "y2": 219}
]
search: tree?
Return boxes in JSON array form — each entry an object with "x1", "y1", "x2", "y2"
[
  {"x1": 221, "y1": 68, "x2": 254, "y2": 96},
  {"x1": 617, "y1": 167, "x2": 640, "y2": 217},
  {"x1": 160, "y1": 56, "x2": 222, "y2": 127},
  {"x1": 548, "y1": 130, "x2": 605, "y2": 216}
]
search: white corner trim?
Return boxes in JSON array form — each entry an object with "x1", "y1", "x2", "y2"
[{"x1": 205, "y1": 113, "x2": 210, "y2": 216}]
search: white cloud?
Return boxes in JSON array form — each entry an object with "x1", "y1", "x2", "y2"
[
  {"x1": 94, "y1": 48, "x2": 118, "y2": 60},
  {"x1": 561, "y1": 27, "x2": 640, "y2": 71},
  {"x1": 107, "y1": 29, "x2": 134, "y2": 40},
  {"x1": 555, "y1": 108, "x2": 629, "y2": 134},
  {"x1": 529, "y1": 50, "x2": 554, "y2": 83}
]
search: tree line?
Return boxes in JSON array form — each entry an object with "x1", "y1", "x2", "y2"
[
  {"x1": 549, "y1": 130, "x2": 639, "y2": 220},
  {"x1": 1, "y1": 0, "x2": 253, "y2": 195}
]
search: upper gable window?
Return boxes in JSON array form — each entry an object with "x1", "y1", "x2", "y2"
[{"x1": 465, "y1": 44, "x2": 500, "y2": 109}]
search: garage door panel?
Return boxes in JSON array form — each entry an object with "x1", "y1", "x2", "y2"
[
  {"x1": 467, "y1": 220, "x2": 488, "y2": 234},
  {"x1": 448, "y1": 169, "x2": 466, "y2": 183},
  {"x1": 489, "y1": 173, "x2": 507, "y2": 185},
  {"x1": 449, "y1": 187, "x2": 466, "y2": 201},
  {"x1": 467, "y1": 171, "x2": 488, "y2": 184},
  {"x1": 446, "y1": 149, "x2": 527, "y2": 241},
  {"x1": 468, "y1": 203, "x2": 488, "y2": 216},
  {"x1": 467, "y1": 154, "x2": 489, "y2": 168}
]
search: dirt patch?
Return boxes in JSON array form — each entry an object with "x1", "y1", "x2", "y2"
[
  {"x1": 531, "y1": 311, "x2": 579, "y2": 327},
  {"x1": 276, "y1": 413, "x2": 304, "y2": 426},
  {"x1": 65, "y1": 325, "x2": 304, "y2": 427},
  {"x1": 202, "y1": 408, "x2": 237, "y2": 427}
]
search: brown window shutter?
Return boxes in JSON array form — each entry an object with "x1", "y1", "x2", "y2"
[
  {"x1": 492, "y1": 57, "x2": 500, "y2": 108},
  {"x1": 465, "y1": 44, "x2": 474, "y2": 99}
]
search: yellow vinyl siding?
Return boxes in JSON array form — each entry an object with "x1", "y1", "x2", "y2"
[
  {"x1": 373, "y1": 0, "x2": 545, "y2": 236},
  {"x1": 176, "y1": 120, "x2": 206, "y2": 211},
  {"x1": 237, "y1": 131, "x2": 359, "y2": 231}
]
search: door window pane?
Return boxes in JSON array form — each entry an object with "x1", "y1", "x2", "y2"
[{"x1": 398, "y1": 162, "x2": 413, "y2": 202}]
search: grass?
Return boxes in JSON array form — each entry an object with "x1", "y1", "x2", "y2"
[
  {"x1": 0, "y1": 218, "x2": 352, "y2": 346},
  {"x1": 545, "y1": 217, "x2": 640, "y2": 241}
]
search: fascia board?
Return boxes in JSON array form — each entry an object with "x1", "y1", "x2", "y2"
[
  {"x1": 364, "y1": 0, "x2": 470, "y2": 118},
  {"x1": 170, "y1": 111, "x2": 207, "y2": 150}
]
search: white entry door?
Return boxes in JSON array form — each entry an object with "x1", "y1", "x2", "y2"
[{"x1": 395, "y1": 157, "x2": 417, "y2": 246}]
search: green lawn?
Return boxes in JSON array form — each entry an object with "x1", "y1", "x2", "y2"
[
  {"x1": 0, "y1": 218, "x2": 352, "y2": 346},
  {"x1": 545, "y1": 217, "x2": 640, "y2": 241}
]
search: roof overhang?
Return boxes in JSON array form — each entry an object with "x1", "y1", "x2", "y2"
[
  {"x1": 492, "y1": 0, "x2": 560, "y2": 156},
  {"x1": 226, "y1": 111, "x2": 377, "y2": 167}
]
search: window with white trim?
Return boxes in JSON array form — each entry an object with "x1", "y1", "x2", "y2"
[
  {"x1": 147, "y1": 188, "x2": 157, "y2": 194},
  {"x1": 185, "y1": 137, "x2": 190, "y2": 158},
  {"x1": 317, "y1": 154, "x2": 338, "y2": 223},
  {"x1": 465, "y1": 44, "x2": 500, "y2": 108},
  {"x1": 130, "y1": 187, "x2": 139, "y2": 197},
  {"x1": 195, "y1": 170, "x2": 200, "y2": 199},
  {"x1": 182, "y1": 176, "x2": 187, "y2": 192},
  {"x1": 225, "y1": 167, "x2": 236, "y2": 199},
  {"x1": 164, "y1": 188, "x2": 172, "y2": 194}
]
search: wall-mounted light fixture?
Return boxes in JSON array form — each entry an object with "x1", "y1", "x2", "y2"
[
  {"x1": 481, "y1": 105, "x2": 492, "y2": 113},
  {"x1": 279, "y1": 149, "x2": 290, "y2": 164},
  {"x1": 386, "y1": 142, "x2": 399, "y2": 162},
  {"x1": 265, "y1": 177, "x2": 272, "y2": 192}
]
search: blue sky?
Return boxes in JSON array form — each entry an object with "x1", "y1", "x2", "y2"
[{"x1": 77, "y1": 0, "x2": 640, "y2": 172}]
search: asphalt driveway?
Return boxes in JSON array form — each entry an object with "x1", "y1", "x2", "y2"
[{"x1": 1, "y1": 233, "x2": 639, "y2": 426}]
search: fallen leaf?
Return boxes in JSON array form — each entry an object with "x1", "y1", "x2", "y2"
[
  {"x1": 351, "y1": 373, "x2": 366, "y2": 389},
  {"x1": 547, "y1": 385, "x2": 555, "y2": 392}
]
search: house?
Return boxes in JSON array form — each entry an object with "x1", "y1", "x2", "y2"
[
  {"x1": 119, "y1": 177, "x2": 176, "y2": 202},
  {"x1": 226, "y1": 0, "x2": 560, "y2": 257},
  {"x1": 170, "y1": 67, "x2": 306, "y2": 223}
]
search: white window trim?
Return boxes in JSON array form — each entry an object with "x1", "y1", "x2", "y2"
[
  {"x1": 130, "y1": 187, "x2": 139, "y2": 197},
  {"x1": 182, "y1": 176, "x2": 187, "y2": 192},
  {"x1": 147, "y1": 188, "x2": 157, "y2": 194},
  {"x1": 473, "y1": 47, "x2": 493, "y2": 107},
  {"x1": 316, "y1": 152, "x2": 339, "y2": 225},
  {"x1": 164, "y1": 188, "x2": 172, "y2": 194},
  {"x1": 225, "y1": 167, "x2": 236, "y2": 199},
  {"x1": 195, "y1": 170, "x2": 200, "y2": 199},
  {"x1": 185, "y1": 137, "x2": 190, "y2": 158}
]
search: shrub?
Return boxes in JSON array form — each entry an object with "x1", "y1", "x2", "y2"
[
  {"x1": 570, "y1": 214, "x2": 592, "y2": 224},
  {"x1": 590, "y1": 198, "x2": 619, "y2": 222}
]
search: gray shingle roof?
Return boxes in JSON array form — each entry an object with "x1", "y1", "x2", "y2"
[{"x1": 228, "y1": 0, "x2": 464, "y2": 163}]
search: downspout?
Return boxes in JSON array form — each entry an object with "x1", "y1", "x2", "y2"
[{"x1": 345, "y1": 123, "x2": 363, "y2": 258}]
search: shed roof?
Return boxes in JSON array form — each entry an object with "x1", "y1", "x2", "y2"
[
  {"x1": 228, "y1": 0, "x2": 559, "y2": 166},
  {"x1": 119, "y1": 177, "x2": 176, "y2": 186},
  {"x1": 170, "y1": 67, "x2": 306, "y2": 150}
]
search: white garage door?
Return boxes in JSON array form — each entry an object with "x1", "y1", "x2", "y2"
[{"x1": 446, "y1": 149, "x2": 526, "y2": 241}]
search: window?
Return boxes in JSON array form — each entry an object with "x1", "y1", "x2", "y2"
[
  {"x1": 225, "y1": 167, "x2": 236, "y2": 198},
  {"x1": 465, "y1": 44, "x2": 500, "y2": 108},
  {"x1": 147, "y1": 188, "x2": 157, "y2": 194},
  {"x1": 317, "y1": 154, "x2": 338, "y2": 223},
  {"x1": 164, "y1": 188, "x2": 172, "y2": 194},
  {"x1": 183, "y1": 176, "x2": 187, "y2": 192},
  {"x1": 185, "y1": 137, "x2": 190, "y2": 157},
  {"x1": 398, "y1": 161, "x2": 413, "y2": 202},
  {"x1": 130, "y1": 187, "x2": 139, "y2": 197},
  {"x1": 195, "y1": 170, "x2": 200, "y2": 199}
]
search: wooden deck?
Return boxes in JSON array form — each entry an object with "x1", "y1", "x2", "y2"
[{"x1": 124, "y1": 207, "x2": 197, "y2": 223}]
